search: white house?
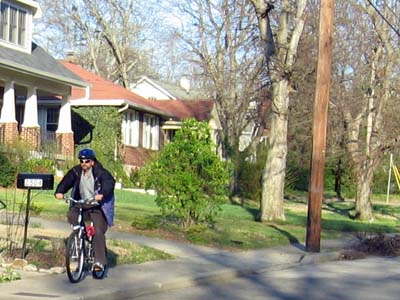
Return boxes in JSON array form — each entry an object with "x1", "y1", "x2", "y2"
[{"x1": 0, "y1": 0, "x2": 88, "y2": 157}]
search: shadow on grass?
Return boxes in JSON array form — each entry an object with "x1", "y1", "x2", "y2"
[
  {"x1": 106, "y1": 249, "x2": 118, "y2": 268},
  {"x1": 373, "y1": 204, "x2": 400, "y2": 219},
  {"x1": 284, "y1": 210, "x2": 398, "y2": 235},
  {"x1": 324, "y1": 202, "x2": 354, "y2": 217},
  {"x1": 321, "y1": 218, "x2": 397, "y2": 234},
  {"x1": 268, "y1": 224, "x2": 301, "y2": 245},
  {"x1": 226, "y1": 199, "x2": 260, "y2": 221}
]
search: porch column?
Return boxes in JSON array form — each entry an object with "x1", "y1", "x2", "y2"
[
  {"x1": 0, "y1": 81, "x2": 18, "y2": 144},
  {"x1": 56, "y1": 95, "x2": 74, "y2": 158},
  {"x1": 21, "y1": 86, "x2": 40, "y2": 149}
]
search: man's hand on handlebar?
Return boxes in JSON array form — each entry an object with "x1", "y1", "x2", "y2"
[
  {"x1": 94, "y1": 194, "x2": 104, "y2": 202},
  {"x1": 55, "y1": 193, "x2": 103, "y2": 202},
  {"x1": 55, "y1": 193, "x2": 64, "y2": 200}
]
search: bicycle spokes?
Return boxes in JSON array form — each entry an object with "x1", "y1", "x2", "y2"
[{"x1": 66, "y1": 232, "x2": 85, "y2": 283}]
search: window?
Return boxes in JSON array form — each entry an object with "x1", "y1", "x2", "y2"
[
  {"x1": 18, "y1": 9, "x2": 25, "y2": 46},
  {"x1": 9, "y1": 6, "x2": 17, "y2": 44},
  {"x1": 46, "y1": 108, "x2": 59, "y2": 132},
  {"x1": 0, "y1": 2, "x2": 28, "y2": 47},
  {"x1": 164, "y1": 129, "x2": 176, "y2": 144},
  {"x1": 38, "y1": 107, "x2": 59, "y2": 143},
  {"x1": 143, "y1": 114, "x2": 159, "y2": 150},
  {"x1": 122, "y1": 110, "x2": 139, "y2": 147},
  {"x1": 0, "y1": 4, "x2": 8, "y2": 40}
]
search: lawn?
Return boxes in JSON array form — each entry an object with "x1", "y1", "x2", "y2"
[{"x1": 1, "y1": 188, "x2": 400, "y2": 251}]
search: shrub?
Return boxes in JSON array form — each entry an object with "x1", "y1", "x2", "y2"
[
  {"x1": 236, "y1": 143, "x2": 268, "y2": 201},
  {"x1": 19, "y1": 158, "x2": 55, "y2": 173},
  {"x1": 285, "y1": 154, "x2": 309, "y2": 192},
  {"x1": 140, "y1": 119, "x2": 230, "y2": 228},
  {"x1": 0, "y1": 152, "x2": 16, "y2": 187},
  {"x1": 130, "y1": 215, "x2": 161, "y2": 230}
]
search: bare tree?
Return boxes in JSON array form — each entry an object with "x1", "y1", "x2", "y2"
[
  {"x1": 250, "y1": 0, "x2": 307, "y2": 221},
  {"x1": 332, "y1": 1, "x2": 400, "y2": 221},
  {"x1": 172, "y1": 0, "x2": 268, "y2": 186},
  {"x1": 36, "y1": 0, "x2": 157, "y2": 87}
]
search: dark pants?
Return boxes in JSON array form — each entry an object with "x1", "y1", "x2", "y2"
[{"x1": 68, "y1": 206, "x2": 108, "y2": 266}]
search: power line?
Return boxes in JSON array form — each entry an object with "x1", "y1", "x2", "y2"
[
  {"x1": 381, "y1": 1, "x2": 400, "y2": 25},
  {"x1": 366, "y1": 0, "x2": 400, "y2": 38}
]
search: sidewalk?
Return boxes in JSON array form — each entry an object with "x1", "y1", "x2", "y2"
[{"x1": 0, "y1": 218, "x2": 358, "y2": 300}]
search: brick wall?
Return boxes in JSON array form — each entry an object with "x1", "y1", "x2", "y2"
[
  {"x1": 20, "y1": 127, "x2": 40, "y2": 150},
  {"x1": 0, "y1": 122, "x2": 18, "y2": 145},
  {"x1": 56, "y1": 132, "x2": 74, "y2": 158},
  {"x1": 121, "y1": 145, "x2": 156, "y2": 168}
]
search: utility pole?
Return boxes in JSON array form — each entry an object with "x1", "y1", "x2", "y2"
[{"x1": 306, "y1": 0, "x2": 334, "y2": 252}]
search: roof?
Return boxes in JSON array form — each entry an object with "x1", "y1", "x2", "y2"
[
  {"x1": 60, "y1": 61, "x2": 173, "y2": 118},
  {"x1": 152, "y1": 100, "x2": 215, "y2": 121},
  {"x1": 61, "y1": 61, "x2": 216, "y2": 122},
  {"x1": 0, "y1": 43, "x2": 87, "y2": 87},
  {"x1": 134, "y1": 76, "x2": 208, "y2": 101}
]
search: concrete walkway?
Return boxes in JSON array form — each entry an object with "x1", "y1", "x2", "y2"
[{"x1": 0, "y1": 218, "x2": 358, "y2": 300}]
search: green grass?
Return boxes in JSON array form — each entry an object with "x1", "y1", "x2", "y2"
[
  {"x1": 107, "y1": 239, "x2": 174, "y2": 265},
  {"x1": 0, "y1": 268, "x2": 21, "y2": 282},
  {"x1": 1, "y1": 187, "x2": 400, "y2": 250}
]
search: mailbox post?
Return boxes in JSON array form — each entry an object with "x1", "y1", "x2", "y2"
[{"x1": 16, "y1": 173, "x2": 54, "y2": 259}]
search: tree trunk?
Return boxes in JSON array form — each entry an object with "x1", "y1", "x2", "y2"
[
  {"x1": 354, "y1": 168, "x2": 374, "y2": 221},
  {"x1": 333, "y1": 158, "x2": 343, "y2": 200},
  {"x1": 251, "y1": 0, "x2": 306, "y2": 222},
  {"x1": 259, "y1": 80, "x2": 289, "y2": 221}
]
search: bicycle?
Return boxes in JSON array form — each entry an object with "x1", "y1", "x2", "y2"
[{"x1": 64, "y1": 197, "x2": 106, "y2": 283}]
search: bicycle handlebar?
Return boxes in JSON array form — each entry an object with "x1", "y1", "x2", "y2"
[{"x1": 64, "y1": 197, "x2": 99, "y2": 206}]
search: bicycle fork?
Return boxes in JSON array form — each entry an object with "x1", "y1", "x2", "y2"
[{"x1": 70, "y1": 208, "x2": 84, "y2": 259}]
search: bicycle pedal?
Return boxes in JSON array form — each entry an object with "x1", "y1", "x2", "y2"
[{"x1": 93, "y1": 262, "x2": 104, "y2": 272}]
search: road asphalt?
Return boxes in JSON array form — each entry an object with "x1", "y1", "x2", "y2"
[{"x1": 0, "y1": 217, "x2": 359, "y2": 300}]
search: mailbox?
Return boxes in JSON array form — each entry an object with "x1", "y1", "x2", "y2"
[{"x1": 17, "y1": 173, "x2": 54, "y2": 190}]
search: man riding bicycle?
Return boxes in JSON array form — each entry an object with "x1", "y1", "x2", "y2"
[{"x1": 55, "y1": 148, "x2": 115, "y2": 274}]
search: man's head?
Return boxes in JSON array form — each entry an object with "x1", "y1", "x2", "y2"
[{"x1": 78, "y1": 148, "x2": 96, "y2": 170}]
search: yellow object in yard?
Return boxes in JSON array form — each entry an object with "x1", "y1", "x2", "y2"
[{"x1": 392, "y1": 165, "x2": 400, "y2": 192}]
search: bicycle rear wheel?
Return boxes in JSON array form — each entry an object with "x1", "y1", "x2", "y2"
[{"x1": 66, "y1": 231, "x2": 85, "y2": 283}]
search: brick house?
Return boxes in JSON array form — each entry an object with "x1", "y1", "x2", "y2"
[{"x1": 60, "y1": 62, "x2": 222, "y2": 170}]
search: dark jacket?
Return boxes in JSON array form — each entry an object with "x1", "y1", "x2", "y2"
[{"x1": 55, "y1": 162, "x2": 116, "y2": 226}]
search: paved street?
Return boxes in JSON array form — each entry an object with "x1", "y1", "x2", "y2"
[{"x1": 131, "y1": 256, "x2": 400, "y2": 300}]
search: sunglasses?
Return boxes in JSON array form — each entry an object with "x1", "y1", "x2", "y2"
[{"x1": 80, "y1": 159, "x2": 92, "y2": 164}]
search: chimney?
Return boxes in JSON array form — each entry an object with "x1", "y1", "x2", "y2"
[
  {"x1": 65, "y1": 50, "x2": 78, "y2": 63},
  {"x1": 180, "y1": 76, "x2": 190, "y2": 93}
]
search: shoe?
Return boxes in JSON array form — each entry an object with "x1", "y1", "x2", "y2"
[{"x1": 93, "y1": 262, "x2": 104, "y2": 272}]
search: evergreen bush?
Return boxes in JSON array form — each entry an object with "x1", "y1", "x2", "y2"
[{"x1": 140, "y1": 119, "x2": 230, "y2": 228}]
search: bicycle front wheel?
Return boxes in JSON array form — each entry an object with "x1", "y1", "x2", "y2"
[{"x1": 66, "y1": 231, "x2": 85, "y2": 283}]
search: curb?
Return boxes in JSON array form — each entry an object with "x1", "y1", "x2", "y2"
[{"x1": 299, "y1": 250, "x2": 343, "y2": 265}]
